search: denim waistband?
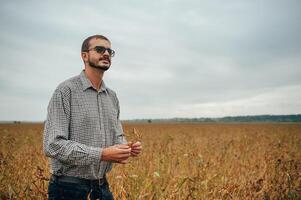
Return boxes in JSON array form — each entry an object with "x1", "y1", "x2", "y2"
[{"x1": 51, "y1": 174, "x2": 105, "y2": 186}]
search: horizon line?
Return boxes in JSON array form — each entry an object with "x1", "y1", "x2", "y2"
[{"x1": 1, "y1": 113, "x2": 300, "y2": 123}]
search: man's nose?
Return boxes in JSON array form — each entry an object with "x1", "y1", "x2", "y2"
[{"x1": 103, "y1": 49, "x2": 110, "y2": 56}]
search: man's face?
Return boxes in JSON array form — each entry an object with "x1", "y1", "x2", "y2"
[{"x1": 86, "y1": 38, "x2": 112, "y2": 71}]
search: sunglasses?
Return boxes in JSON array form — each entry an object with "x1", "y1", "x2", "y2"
[{"x1": 88, "y1": 46, "x2": 115, "y2": 57}]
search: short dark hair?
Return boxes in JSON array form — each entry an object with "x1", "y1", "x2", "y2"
[{"x1": 81, "y1": 35, "x2": 110, "y2": 52}]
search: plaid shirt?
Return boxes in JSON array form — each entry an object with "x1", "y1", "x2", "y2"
[{"x1": 43, "y1": 70, "x2": 126, "y2": 180}]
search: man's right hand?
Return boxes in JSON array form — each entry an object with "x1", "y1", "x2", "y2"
[{"x1": 101, "y1": 144, "x2": 131, "y2": 164}]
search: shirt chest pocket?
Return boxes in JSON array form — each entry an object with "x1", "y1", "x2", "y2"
[{"x1": 70, "y1": 100, "x2": 100, "y2": 131}]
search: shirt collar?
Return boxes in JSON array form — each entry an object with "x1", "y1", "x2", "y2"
[{"x1": 79, "y1": 70, "x2": 108, "y2": 93}]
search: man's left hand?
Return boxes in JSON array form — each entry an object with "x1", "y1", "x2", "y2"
[{"x1": 130, "y1": 141, "x2": 142, "y2": 157}]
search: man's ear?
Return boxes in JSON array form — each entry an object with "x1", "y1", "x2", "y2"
[{"x1": 81, "y1": 52, "x2": 88, "y2": 62}]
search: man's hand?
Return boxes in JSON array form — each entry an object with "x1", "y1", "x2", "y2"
[
  {"x1": 130, "y1": 141, "x2": 142, "y2": 157},
  {"x1": 101, "y1": 144, "x2": 131, "y2": 164}
]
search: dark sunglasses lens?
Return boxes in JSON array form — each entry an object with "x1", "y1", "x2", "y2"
[
  {"x1": 95, "y1": 46, "x2": 106, "y2": 54},
  {"x1": 95, "y1": 46, "x2": 114, "y2": 56},
  {"x1": 110, "y1": 50, "x2": 115, "y2": 56},
  {"x1": 106, "y1": 49, "x2": 112, "y2": 55}
]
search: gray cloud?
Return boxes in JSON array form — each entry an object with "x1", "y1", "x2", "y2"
[{"x1": 0, "y1": 0, "x2": 300, "y2": 120}]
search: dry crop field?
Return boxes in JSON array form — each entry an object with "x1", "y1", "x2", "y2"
[{"x1": 0, "y1": 122, "x2": 300, "y2": 200}]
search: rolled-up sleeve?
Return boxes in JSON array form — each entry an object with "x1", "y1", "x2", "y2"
[{"x1": 43, "y1": 87, "x2": 102, "y2": 166}]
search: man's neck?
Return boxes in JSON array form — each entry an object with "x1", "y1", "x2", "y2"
[{"x1": 84, "y1": 67, "x2": 104, "y2": 91}]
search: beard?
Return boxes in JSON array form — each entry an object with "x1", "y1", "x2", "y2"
[{"x1": 89, "y1": 59, "x2": 110, "y2": 71}]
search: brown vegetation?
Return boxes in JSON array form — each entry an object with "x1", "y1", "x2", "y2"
[{"x1": 0, "y1": 123, "x2": 300, "y2": 199}]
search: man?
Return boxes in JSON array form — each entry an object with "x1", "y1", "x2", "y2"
[{"x1": 43, "y1": 35, "x2": 142, "y2": 200}]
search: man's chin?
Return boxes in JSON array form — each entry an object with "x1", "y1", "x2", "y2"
[
  {"x1": 89, "y1": 64, "x2": 110, "y2": 71},
  {"x1": 98, "y1": 66, "x2": 110, "y2": 71}
]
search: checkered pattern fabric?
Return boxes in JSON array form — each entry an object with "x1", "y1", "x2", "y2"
[{"x1": 43, "y1": 70, "x2": 126, "y2": 180}]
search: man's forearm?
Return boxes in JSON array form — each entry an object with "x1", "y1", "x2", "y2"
[{"x1": 44, "y1": 136, "x2": 102, "y2": 166}]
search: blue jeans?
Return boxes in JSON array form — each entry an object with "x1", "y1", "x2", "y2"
[{"x1": 48, "y1": 175, "x2": 114, "y2": 200}]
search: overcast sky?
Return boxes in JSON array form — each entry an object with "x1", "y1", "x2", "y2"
[{"x1": 0, "y1": 0, "x2": 301, "y2": 121}]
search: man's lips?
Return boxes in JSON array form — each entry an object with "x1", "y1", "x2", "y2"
[{"x1": 100, "y1": 58, "x2": 110, "y2": 64}]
